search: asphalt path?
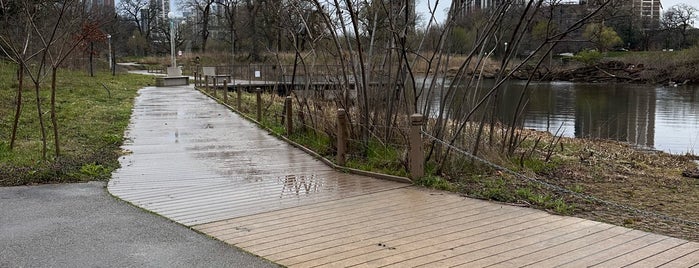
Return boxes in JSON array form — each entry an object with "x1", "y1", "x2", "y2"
[{"x1": 0, "y1": 181, "x2": 278, "y2": 268}]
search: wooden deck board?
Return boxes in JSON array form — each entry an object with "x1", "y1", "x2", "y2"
[
  {"x1": 266, "y1": 203, "x2": 519, "y2": 265},
  {"x1": 589, "y1": 237, "x2": 689, "y2": 267},
  {"x1": 398, "y1": 217, "x2": 586, "y2": 267},
  {"x1": 110, "y1": 85, "x2": 699, "y2": 268}
]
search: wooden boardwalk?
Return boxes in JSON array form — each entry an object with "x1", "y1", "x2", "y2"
[{"x1": 109, "y1": 85, "x2": 699, "y2": 267}]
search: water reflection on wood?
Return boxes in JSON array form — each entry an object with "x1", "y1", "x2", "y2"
[{"x1": 424, "y1": 80, "x2": 699, "y2": 154}]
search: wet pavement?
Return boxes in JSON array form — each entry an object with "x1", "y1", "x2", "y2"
[
  {"x1": 109, "y1": 85, "x2": 699, "y2": 267},
  {"x1": 0, "y1": 182, "x2": 278, "y2": 268}
]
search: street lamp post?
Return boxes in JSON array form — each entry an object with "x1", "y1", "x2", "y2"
[
  {"x1": 155, "y1": 8, "x2": 187, "y2": 86},
  {"x1": 168, "y1": 12, "x2": 176, "y2": 75},
  {"x1": 107, "y1": 34, "x2": 112, "y2": 74}
]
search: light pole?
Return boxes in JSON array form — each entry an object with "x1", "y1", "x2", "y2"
[
  {"x1": 168, "y1": 12, "x2": 176, "y2": 74},
  {"x1": 107, "y1": 34, "x2": 112, "y2": 74}
]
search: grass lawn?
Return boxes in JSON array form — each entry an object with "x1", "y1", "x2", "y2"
[{"x1": 0, "y1": 60, "x2": 154, "y2": 186}]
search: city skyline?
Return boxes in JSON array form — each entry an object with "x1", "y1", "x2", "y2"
[{"x1": 415, "y1": 0, "x2": 697, "y2": 26}]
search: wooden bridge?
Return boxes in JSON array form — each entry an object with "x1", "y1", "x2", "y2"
[
  {"x1": 109, "y1": 84, "x2": 698, "y2": 267},
  {"x1": 194, "y1": 64, "x2": 399, "y2": 95}
]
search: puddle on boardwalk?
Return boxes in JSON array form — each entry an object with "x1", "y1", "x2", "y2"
[{"x1": 277, "y1": 174, "x2": 325, "y2": 198}]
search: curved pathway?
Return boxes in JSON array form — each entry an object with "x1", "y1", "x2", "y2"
[{"x1": 109, "y1": 85, "x2": 698, "y2": 267}]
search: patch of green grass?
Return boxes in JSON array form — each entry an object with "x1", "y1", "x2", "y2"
[
  {"x1": 345, "y1": 139, "x2": 408, "y2": 177},
  {"x1": 570, "y1": 184, "x2": 584, "y2": 193},
  {"x1": 290, "y1": 130, "x2": 333, "y2": 157},
  {"x1": 414, "y1": 175, "x2": 455, "y2": 191},
  {"x1": 79, "y1": 163, "x2": 110, "y2": 179},
  {"x1": 0, "y1": 141, "x2": 10, "y2": 159},
  {"x1": 521, "y1": 157, "x2": 557, "y2": 174},
  {"x1": 481, "y1": 178, "x2": 515, "y2": 202},
  {"x1": 0, "y1": 60, "x2": 153, "y2": 185},
  {"x1": 550, "y1": 198, "x2": 575, "y2": 214},
  {"x1": 515, "y1": 187, "x2": 534, "y2": 200},
  {"x1": 515, "y1": 186, "x2": 575, "y2": 214}
]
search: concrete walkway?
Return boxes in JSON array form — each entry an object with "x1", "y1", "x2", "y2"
[
  {"x1": 109, "y1": 85, "x2": 699, "y2": 267},
  {"x1": 0, "y1": 182, "x2": 278, "y2": 267}
]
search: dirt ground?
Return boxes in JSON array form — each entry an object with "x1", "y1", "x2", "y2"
[{"x1": 546, "y1": 138, "x2": 699, "y2": 241}]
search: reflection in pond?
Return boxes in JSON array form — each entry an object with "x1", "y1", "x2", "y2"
[
  {"x1": 425, "y1": 80, "x2": 699, "y2": 154},
  {"x1": 279, "y1": 174, "x2": 324, "y2": 197}
]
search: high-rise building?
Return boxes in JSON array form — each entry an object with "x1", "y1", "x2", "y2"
[
  {"x1": 632, "y1": 0, "x2": 662, "y2": 26},
  {"x1": 454, "y1": 0, "x2": 527, "y2": 17},
  {"x1": 83, "y1": 0, "x2": 115, "y2": 11}
]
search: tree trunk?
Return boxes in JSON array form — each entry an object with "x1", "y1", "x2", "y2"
[
  {"x1": 50, "y1": 67, "x2": 60, "y2": 158},
  {"x1": 10, "y1": 62, "x2": 24, "y2": 150},
  {"x1": 201, "y1": 4, "x2": 211, "y2": 53},
  {"x1": 34, "y1": 81, "x2": 47, "y2": 160}
]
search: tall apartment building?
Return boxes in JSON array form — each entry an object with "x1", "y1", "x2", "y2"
[
  {"x1": 453, "y1": 0, "x2": 527, "y2": 17},
  {"x1": 83, "y1": 0, "x2": 115, "y2": 11},
  {"x1": 632, "y1": 0, "x2": 662, "y2": 26}
]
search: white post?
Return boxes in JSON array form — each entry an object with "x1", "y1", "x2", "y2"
[
  {"x1": 168, "y1": 12, "x2": 176, "y2": 73},
  {"x1": 107, "y1": 34, "x2": 112, "y2": 73}
]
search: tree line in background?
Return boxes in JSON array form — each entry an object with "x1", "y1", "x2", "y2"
[{"x1": 111, "y1": 0, "x2": 698, "y2": 60}]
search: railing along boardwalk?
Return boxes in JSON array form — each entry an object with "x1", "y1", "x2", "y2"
[{"x1": 109, "y1": 85, "x2": 699, "y2": 267}]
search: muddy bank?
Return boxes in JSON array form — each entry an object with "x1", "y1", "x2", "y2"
[{"x1": 515, "y1": 60, "x2": 699, "y2": 85}]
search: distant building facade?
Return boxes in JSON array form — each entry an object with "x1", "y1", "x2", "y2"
[
  {"x1": 632, "y1": 0, "x2": 663, "y2": 27},
  {"x1": 82, "y1": 0, "x2": 116, "y2": 18},
  {"x1": 454, "y1": 0, "x2": 526, "y2": 15},
  {"x1": 83, "y1": 0, "x2": 115, "y2": 11}
]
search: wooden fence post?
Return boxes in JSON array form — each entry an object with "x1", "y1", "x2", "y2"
[
  {"x1": 285, "y1": 96, "x2": 293, "y2": 135},
  {"x1": 205, "y1": 75, "x2": 209, "y2": 92},
  {"x1": 409, "y1": 113, "x2": 424, "y2": 180},
  {"x1": 256, "y1": 88, "x2": 262, "y2": 122},
  {"x1": 337, "y1": 108, "x2": 347, "y2": 165},
  {"x1": 223, "y1": 80, "x2": 228, "y2": 103},
  {"x1": 194, "y1": 71, "x2": 198, "y2": 87},
  {"x1": 236, "y1": 84, "x2": 242, "y2": 110},
  {"x1": 212, "y1": 77, "x2": 217, "y2": 97}
]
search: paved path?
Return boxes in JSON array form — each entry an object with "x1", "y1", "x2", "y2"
[
  {"x1": 109, "y1": 85, "x2": 699, "y2": 267},
  {"x1": 0, "y1": 182, "x2": 278, "y2": 268}
]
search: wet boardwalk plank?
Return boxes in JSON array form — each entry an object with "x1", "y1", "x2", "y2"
[
  {"x1": 109, "y1": 86, "x2": 406, "y2": 226},
  {"x1": 110, "y1": 85, "x2": 699, "y2": 267}
]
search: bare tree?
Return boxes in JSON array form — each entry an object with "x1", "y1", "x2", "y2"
[
  {"x1": 662, "y1": 3, "x2": 698, "y2": 48},
  {"x1": 180, "y1": 0, "x2": 215, "y2": 53},
  {"x1": 215, "y1": 0, "x2": 241, "y2": 65},
  {"x1": 118, "y1": 0, "x2": 161, "y2": 55},
  {"x1": 1, "y1": 0, "x2": 98, "y2": 159},
  {"x1": 0, "y1": 0, "x2": 41, "y2": 150},
  {"x1": 173, "y1": 0, "x2": 626, "y2": 176}
]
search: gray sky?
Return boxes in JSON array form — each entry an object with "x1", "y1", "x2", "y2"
[{"x1": 663, "y1": 0, "x2": 699, "y2": 9}]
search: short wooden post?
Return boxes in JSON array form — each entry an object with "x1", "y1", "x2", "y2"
[
  {"x1": 256, "y1": 88, "x2": 262, "y2": 122},
  {"x1": 212, "y1": 77, "x2": 217, "y2": 97},
  {"x1": 236, "y1": 84, "x2": 242, "y2": 110},
  {"x1": 193, "y1": 71, "x2": 198, "y2": 86},
  {"x1": 409, "y1": 113, "x2": 424, "y2": 180},
  {"x1": 336, "y1": 109, "x2": 348, "y2": 165},
  {"x1": 205, "y1": 75, "x2": 209, "y2": 92},
  {"x1": 223, "y1": 80, "x2": 228, "y2": 103},
  {"x1": 285, "y1": 96, "x2": 293, "y2": 135}
]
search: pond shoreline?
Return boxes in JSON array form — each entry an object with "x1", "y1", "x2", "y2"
[{"x1": 530, "y1": 60, "x2": 699, "y2": 86}]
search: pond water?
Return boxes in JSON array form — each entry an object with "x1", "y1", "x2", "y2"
[{"x1": 424, "y1": 80, "x2": 699, "y2": 155}]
